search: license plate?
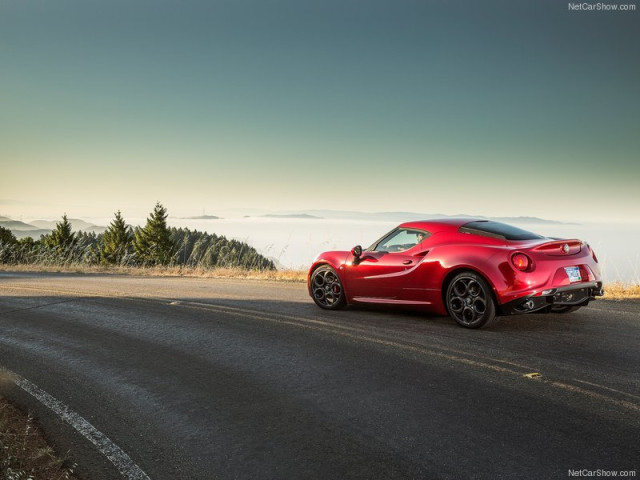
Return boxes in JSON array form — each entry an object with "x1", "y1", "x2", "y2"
[{"x1": 565, "y1": 266, "x2": 582, "y2": 283}]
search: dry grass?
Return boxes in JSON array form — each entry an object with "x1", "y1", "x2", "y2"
[
  {"x1": 0, "y1": 396, "x2": 76, "y2": 479},
  {"x1": 0, "y1": 264, "x2": 308, "y2": 283},
  {"x1": 603, "y1": 282, "x2": 640, "y2": 300},
  {"x1": 2, "y1": 265, "x2": 640, "y2": 299}
]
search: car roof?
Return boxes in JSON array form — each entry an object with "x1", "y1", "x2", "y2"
[{"x1": 398, "y1": 217, "x2": 483, "y2": 232}]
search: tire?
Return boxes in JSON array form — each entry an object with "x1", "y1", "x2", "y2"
[
  {"x1": 310, "y1": 265, "x2": 346, "y2": 310},
  {"x1": 445, "y1": 271, "x2": 498, "y2": 329}
]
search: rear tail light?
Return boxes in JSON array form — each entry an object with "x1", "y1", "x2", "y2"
[{"x1": 511, "y1": 252, "x2": 532, "y2": 272}]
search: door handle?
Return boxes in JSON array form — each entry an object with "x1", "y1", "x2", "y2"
[{"x1": 402, "y1": 260, "x2": 413, "y2": 265}]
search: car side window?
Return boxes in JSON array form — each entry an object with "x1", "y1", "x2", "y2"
[{"x1": 374, "y1": 229, "x2": 429, "y2": 253}]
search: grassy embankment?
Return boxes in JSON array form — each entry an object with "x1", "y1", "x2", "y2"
[
  {"x1": 0, "y1": 264, "x2": 307, "y2": 282},
  {"x1": 1, "y1": 264, "x2": 639, "y2": 299},
  {"x1": 0, "y1": 396, "x2": 76, "y2": 479},
  {"x1": 603, "y1": 282, "x2": 640, "y2": 299}
]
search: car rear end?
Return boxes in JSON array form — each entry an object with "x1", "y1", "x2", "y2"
[{"x1": 499, "y1": 238, "x2": 604, "y2": 314}]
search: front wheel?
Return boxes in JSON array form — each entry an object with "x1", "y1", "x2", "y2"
[
  {"x1": 446, "y1": 272, "x2": 498, "y2": 329},
  {"x1": 310, "y1": 265, "x2": 346, "y2": 310}
]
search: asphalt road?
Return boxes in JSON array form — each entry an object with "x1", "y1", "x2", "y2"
[{"x1": 0, "y1": 272, "x2": 638, "y2": 480}]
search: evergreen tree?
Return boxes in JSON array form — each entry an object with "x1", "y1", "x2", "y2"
[
  {"x1": 0, "y1": 226, "x2": 17, "y2": 263},
  {"x1": 43, "y1": 214, "x2": 75, "y2": 256},
  {"x1": 102, "y1": 210, "x2": 133, "y2": 265},
  {"x1": 166, "y1": 227, "x2": 275, "y2": 270},
  {"x1": 76, "y1": 231, "x2": 100, "y2": 264},
  {"x1": 134, "y1": 202, "x2": 175, "y2": 265},
  {"x1": 0, "y1": 226, "x2": 17, "y2": 246}
]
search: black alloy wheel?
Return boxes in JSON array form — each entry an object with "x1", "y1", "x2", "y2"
[
  {"x1": 446, "y1": 271, "x2": 497, "y2": 328},
  {"x1": 311, "y1": 265, "x2": 346, "y2": 310}
]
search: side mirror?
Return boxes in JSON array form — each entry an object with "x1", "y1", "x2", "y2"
[{"x1": 351, "y1": 245, "x2": 363, "y2": 265}]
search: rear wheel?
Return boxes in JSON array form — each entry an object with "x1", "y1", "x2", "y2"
[
  {"x1": 310, "y1": 265, "x2": 346, "y2": 310},
  {"x1": 446, "y1": 271, "x2": 497, "y2": 329}
]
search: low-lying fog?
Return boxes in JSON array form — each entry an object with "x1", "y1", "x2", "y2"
[{"x1": 85, "y1": 216, "x2": 639, "y2": 284}]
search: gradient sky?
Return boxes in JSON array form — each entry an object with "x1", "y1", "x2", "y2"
[{"x1": 1, "y1": 0, "x2": 639, "y2": 223}]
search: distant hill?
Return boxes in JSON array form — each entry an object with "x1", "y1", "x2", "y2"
[
  {"x1": 300, "y1": 210, "x2": 450, "y2": 222},
  {"x1": 10, "y1": 229, "x2": 54, "y2": 240},
  {"x1": 0, "y1": 216, "x2": 107, "y2": 239},
  {"x1": 0, "y1": 219, "x2": 41, "y2": 231},
  {"x1": 31, "y1": 218, "x2": 103, "y2": 231},
  {"x1": 494, "y1": 216, "x2": 565, "y2": 225},
  {"x1": 182, "y1": 215, "x2": 220, "y2": 220},
  {"x1": 292, "y1": 210, "x2": 572, "y2": 224},
  {"x1": 29, "y1": 220, "x2": 58, "y2": 229},
  {"x1": 262, "y1": 214, "x2": 322, "y2": 219}
]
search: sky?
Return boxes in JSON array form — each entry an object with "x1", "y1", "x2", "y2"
[{"x1": 1, "y1": 0, "x2": 639, "y2": 223}]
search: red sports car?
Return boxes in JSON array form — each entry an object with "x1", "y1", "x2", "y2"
[{"x1": 308, "y1": 218, "x2": 604, "y2": 328}]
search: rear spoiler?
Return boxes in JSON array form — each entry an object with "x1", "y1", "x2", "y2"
[{"x1": 532, "y1": 239, "x2": 582, "y2": 256}]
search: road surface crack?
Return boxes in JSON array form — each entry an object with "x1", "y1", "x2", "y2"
[{"x1": 1, "y1": 298, "x2": 80, "y2": 315}]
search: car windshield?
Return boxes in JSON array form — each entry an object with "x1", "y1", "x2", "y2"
[{"x1": 459, "y1": 221, "x2": 544, "y2": 241}]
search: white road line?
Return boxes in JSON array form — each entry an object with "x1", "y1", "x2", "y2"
[{"x1": 2, "y1": 367, "x2": 150, "y2": 480}]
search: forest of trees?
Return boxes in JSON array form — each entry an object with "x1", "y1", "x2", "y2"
[{"x1": 0, "y1": 203, "x2": 275, "y2": 271}]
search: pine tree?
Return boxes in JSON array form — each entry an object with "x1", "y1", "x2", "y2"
[
  {"x1": 134, "y1": 202, "x2": 175, "y2": 265},
  {"x1": 44, "y1": 214, "x2": 75, "y2": 256},
  {"x1": 0, "y1": 226, "x2": 17, "y2": 246},
  {"x1": 102, "y1": 210, "x2": 133, "y2": 265},
  {"x1": 0, "y1": 226, "x2": 17, "y2": 263}
]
